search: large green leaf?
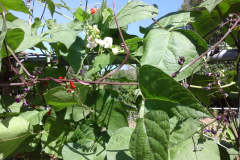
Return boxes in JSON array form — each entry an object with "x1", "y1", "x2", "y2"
[
  {"x1": 6, "y1": 125, "x2": 41, "y2": 158},
  {"x1": 0, "y1": 95, "x2": 23, "y2": 117},
  {"x1": 0, "y1": 117, "x2": 34, "y2": 158},
  {"x1": 41, "y1": 29, "x2": 82, "y2": 49},
  {"x1": 0, "y1": 12, "x2": 7, "y2": 69},
  {"x1": 0, "y1": 0, "x2": 30, "y2": 14},
  {"x1": 44, "y1": 86, "x2": 79, "y2": 110},
  {"x1": 140, "y1": 11, "x2": 201, "y2": 33},
  {"x1": 85, "y1": 53, "x2": 115, "y2": 78},
  {"x1": 15, "y1": 36, "x2": 55, "y2": 52},
  {"x1": 222, "y1": 2, "x2": 240, "y2": 45},
  {"x1": 169, "y1": 136, "x2": 220, "y2": 160},
  {"x1": 218, "y1": 141, "x2": 238, "y2": 160},
  {"x1": 130, "y1": 111, "x2": 169, "y2": 160},
  {"x1": 61, "y1": 36, "x2": 86, "y2": 74},
  {"x1": 139, "y1": 65, "x2": 212, "y2": 118},
  {"x1": 195, "y1": 0, "x2": 223, "y2": 12},
  {"x1": 45, "y1": 83, "x2": 89, "y2": 111},
  {"x1": 169, "y1": 117, "x2": 199, "y2": 146},
  {"x1": 140, "y1": 29, "x2": 201, "y2": 81},
  {"x1": 107, "y1": 127, "x2": 134, "y2": 160},
  {"x1": 18, "y1": 110, "x2": 48, "y2": 125},
  {"x1": 73, "y1": 7, "x2": 90, "y2": 22},
  {"x1": 109, "y1": 1, "x2": 158, "y2": 28},
  {"x1": 62, "y1": 139, "x2": 106, "y2": 160},
  {"x1": 41, "y1": 117, "x2": 74, "y2": 158},
  {"x1": 192, "y1": 2, "x2": 229, "y2": 37},
  {"x1": 69, "y1": 120, "x2": 102, "y2": 143},
  {"x1": 175, "y1": 29, "x2": 208, "y2": 55},
  {"x1": 2, "y1": 28, "x2": 24, "y2": 58},
  {"x1": 86, "y1": 90, "x2": 128, "y2": 132}
]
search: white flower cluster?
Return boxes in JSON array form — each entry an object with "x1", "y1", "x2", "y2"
[{"x1": 86, "y1": 25, "x2": 118, "y2": 55}]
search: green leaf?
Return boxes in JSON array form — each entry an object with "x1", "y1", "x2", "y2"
[
  {"x1": 107, "y1": 127, "x2": 134, "y2": 160},
  {"x1": 2, "y1": 28, "x2": 24, "y2": 58},
  {"x1": 85, "y1": 53, "x2": 115, "y2": 78},
  {"x1": 192, "y1": 2, "x2": 229, "y2": 37},
  {"x1": 218, "y1": 141, "x2": 238, "y2": 160},
  {"x1": 46, "y1": 0, "x2": 55, "y2": 17},
  {"x1": 15, "y1": 36, "x2": 55, "y2": 52},
  {"x1": 73, "y1": 7, "x2": 90, "y2": 22},
  {"x1": 6, "y1": 125, "x2": 41, "y2": 158},
  {"x1": 59, "y1": 19, "x2": 84, "y2": 30},
  {"x1": 31, "y1": 17, "x2": 44, "y2": 35},
  {"x1": 0, "y1": 117, "x2": 34, "y2": 158},
  {"x1": 0, "y1": 0, "x2": 30, "y2": 14},
  {"x1": 61, "y1": 36, "x2": 86, "y2": 73},
  {"x1": 169, "y1": 117, "x2": 199, "y2": 146},
  {"x1": 130, "y1": 111, "x2": 169, "y2": 160},
  {"x1": 0, "y1": 12, "x2": 7, "y2": 68},
  {"x1": 70, "y1": 120, "x2": 102, "y2": 142},
  {"x1": 141, "y1": 11, "x2": 201, "y2": 33},
  {"x1": 139, "y1": 65, "x2": 212, "y2": 118},
  {"x1": 45, "y1": 86, "x2": 78, "y2": 110},
  {"x1": 140, "y1": 29, "x2": 201, "y2": 81},
  {"x1": 195, "y1": 0, "x2": 223, "y2": 12},
  {"x1": 18, "y1": 110, "x2": 48, "y2": 125},
  {"x1": 222, "y1": 2, "x2": 240, "y2": 45},
  {"x1": 169, "y1": 136, "x2": 220, "y2": 160},
  {"x1": 109, "y1": 1, "x2": 158, "y2": 28},
  {"x1": 41, "y1": 29, "x2": 82, "y2": 49},
  {"x1": 86, "y1": 90, "x2": 128, "y2": 132},
  {"x1": 175, "y1": 29, "x2": 208, "y2": 55},
  {"x1": 62, "y1": 139, "x2": 106, "y2": 160},
  {"x1": 72, "y1": 105, "x2": 91, "y2": 122},
  {"x1": 41, "y1": 117, "x2": 74, "y2": 158},
  {"x1": 0, "y1": 95, "x2": 23, "y2": 117}
]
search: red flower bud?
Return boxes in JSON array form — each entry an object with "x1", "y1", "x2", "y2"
[
  {"x1": 33, "y1": 105, "x2": 37, "y2": 109},
  {"x1": 48, "y1": 109, "x2": 52, "y2": 115},
  {"x1": 91, "y1": 8, "x2": 97, "y2": 14},
  {"x1": 70, "y1": 84, "x2": 75, "y2": 89},
  {"x1": 44, "y1": 82, "x2": 48, "y2": 86}
]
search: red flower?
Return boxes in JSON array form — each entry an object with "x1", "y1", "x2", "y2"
[
  {"x1": 91, "y1": 8, "x2": 97, "y2": 14},
  {"x1": 48, "y1": 109, "x2": 52, "y2": 115},
  {"x1": 70, "y1": 84, "x2": 75, "y2": 89},
  {"x1": 67, "y1": 89, "x2": 72, "y2": 93},
  {"x1": 44, "y1": 82, "x2": 48, "y2": 86},
  {"x1": 65, "y1": 85, "x2": 68, "y2": 88},
  {"x1": 33, "y1": 105, "x2": 37, "y2": 109},
  {"x1": 59, "y1": 76, "x2": 63, "y2": 79},
  {"x1": 70, "y1": 81, "x2": 73, "y2": 85}
]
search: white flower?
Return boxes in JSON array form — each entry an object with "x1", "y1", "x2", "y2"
[
  {"x1": 87, "y1": 41, "x2": 97, "y2": 49},
  {"x1": 112, "y1": 46, "x2": 118, "y2": 55},
  {"x1": 87, "y1": 35, "x2": 94, "y2": 42},
  {"x1": 95, "y1": 39, "x2": 105, "y2": 46},
  {"x1": 103, "y1": 37, "x2": 113, "y2": 48},
  {"x1": 93, "y1": 25, "x2": 100, "y2": 34}
]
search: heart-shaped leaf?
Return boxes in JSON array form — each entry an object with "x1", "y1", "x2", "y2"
[
  {"x1": 0, "y1": 117, "x2": 34, "y2": 158},
  {"x1": 130, "y1": 110, "x2": 169, "y2": 160},
  {"x1": 109, "y1": 1, "x2": 158, "y2": 28},
  {"x1": 141, "y1": 29, "x2": 201, "y2": 81},
  {"x1": 107, "y1": 127, "x2": 134, "y2": 160},
  {"x1": 139, "y1": 65, "x2": 212, "y2": 118}
]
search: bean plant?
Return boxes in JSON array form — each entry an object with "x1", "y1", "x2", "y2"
[{"x1": 0, "y1": 0, "x2": 240, "y2": 159}]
